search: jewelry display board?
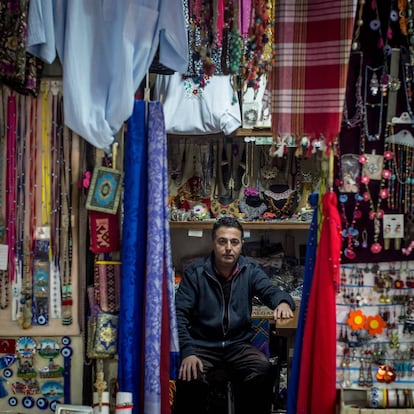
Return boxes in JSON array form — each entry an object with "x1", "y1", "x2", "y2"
[
  {"x1": 337, "y1": 261, "x2": 414, "y2": 409},
  {"x1": 0, "y1": 83, "x2": 80, "y2": 336}
]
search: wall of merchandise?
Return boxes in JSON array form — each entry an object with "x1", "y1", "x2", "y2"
[
  {"x1": 0, "y1": 83, "x2": 81, "y2": 336},
  {"x1": 337, "y1": 260, "x2": 414, "y2": 410}
]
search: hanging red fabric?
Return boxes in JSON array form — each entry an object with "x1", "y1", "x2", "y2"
[{"x1": 296, "y1": 191, "x2": 342, "y2": 414}]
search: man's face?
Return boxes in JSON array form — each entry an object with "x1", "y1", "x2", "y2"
[{"x1": 213, "y1": 226, "x2": 243, "y2": 270}]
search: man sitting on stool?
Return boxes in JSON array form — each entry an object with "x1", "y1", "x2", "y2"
[{"x1": 174, "y1": 216, "x2": 295, "y2": 414}]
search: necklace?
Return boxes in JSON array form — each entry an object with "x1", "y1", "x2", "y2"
[
  {"x1": 386, "y1": 136, "x2": 414, "y2": 214},
  {"x1": 336, "y1": 148, "x2": 364, "y2": 259},
  {"x1": 401, "y1": 55, "x2": 414, "y2": 119},
  {"x1": 342, "y1": 51, "x2": 364, "y2": 129},
  {"x1": 61, "y1": 124, "x2": 73, "y2": 326},
  {"x1": 0, "y1": 270, "x2": 8, "y2": 310},
  {"x1": 244, "y1": 0, "x2": 274, "y2": 90},
  {"x1": 407, "y1": 0, "x2": 414, "y2": 64},
  {"x1": 363, "y1": 65, "x2": 385, "y2": 141},
  {"x1": 6, "y1": 93, "x2": 17, "y2": 283},
  {"x1": 0, "y1": 89, "x2": 7, "y2": 309},
  {"x1": 360, "y1": 134, "x2": 389, "y2": 254}
]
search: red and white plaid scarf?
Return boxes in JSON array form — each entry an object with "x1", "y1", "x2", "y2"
[{"x1": 270, "y1": 0, "x2": 357, "y2": 147}]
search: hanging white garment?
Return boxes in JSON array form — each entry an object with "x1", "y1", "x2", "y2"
[
  {"x1": 154, "y1": 72, "x2": 242, "y2": 136},
  {"x1": 27, "y1": 0, "x2": 188, "y2": 149}
]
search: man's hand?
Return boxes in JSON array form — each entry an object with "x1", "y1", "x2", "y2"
[
  {"x1": 273, "y1": 302, "x2": 294, "y2": 327},
  {"x1": 179, "y1": 355, "x2": 204, "y2": 381}
]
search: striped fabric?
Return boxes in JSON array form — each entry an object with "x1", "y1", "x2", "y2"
[{"x1": 271, "y1": 0, "x2": 357, "y2": 145}]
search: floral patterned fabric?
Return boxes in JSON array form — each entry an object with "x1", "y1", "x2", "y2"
[
  {"x1": 144, "y1": 102, "x2": 179, "y2": 414},
  {"x1": 0, "y1": 0, "x2": 43, "y2": 96},
  {"x1": 118, "y1": 101, "x2": 178, "y2": 414}
]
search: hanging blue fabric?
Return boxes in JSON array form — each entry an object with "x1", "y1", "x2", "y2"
[
  {"x1": 287, "y1": 192, "x2": 319, "y2": 414},
  {"x1": 143, "y1": 102, "x2": 179, "y2": 414},
  {"x1": 118, "y1": 100, "x2": 148, "y2": 414}
]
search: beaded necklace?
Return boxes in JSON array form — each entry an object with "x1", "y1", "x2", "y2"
[
  {"x1": 243, "y1": 0, "x2": 273, "y2": 90},
  {"x1": 0, "y1": 88, "x2": 8, "y2": 309},
  {"x1": 360, "y1": 131, "x2": 389, "y2": 254},
  {"x1": 6, "y1": 93, "x2": 17, "y2": 283},
  {"x1": 0, "y1": 269, "x2": 8, "y2": 310},
  {"x1": 336, "y1": 148, "x2": 364, "y2": 259},
  {"x1": 401, "y1": 53, "x2": 414, "y2": 119},
  {"x1": 385, "y1": 128, "x2": 414, "y2": 213},
  {"x1": 19, "y1": 94, "x2": 33, "y2": 328},
  {"x1": 61, "y1": 123, "x2": 73, "y2": 326},
  {"x1": 407, "y1": 0, "x2": 414, "y2": 63},
  {"x1": 351, "y1": 0, "x2": 366, "y2": 52}
]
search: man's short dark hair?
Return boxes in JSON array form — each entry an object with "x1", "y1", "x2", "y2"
[{"x1": 212, "y1": 216, "x2": 244, "y2": 240}]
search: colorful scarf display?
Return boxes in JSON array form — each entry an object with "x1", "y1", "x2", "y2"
[{"x1": 271, "y1": 0, "x2": 357, "y2": 145}]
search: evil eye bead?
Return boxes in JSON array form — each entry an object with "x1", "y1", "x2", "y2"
[
  {"x1": 61, "y1": 336, "x2": 71, "y2": 346},
  {"x1": 37, "y1": 315, "x2": 46, "y2": 325},
  {"x1": 36, "y1": 397, "x2": 48, "y2": 410},
  {"x1": 22, "y1": 396, "x2": 35, "y2": 409},
  {"x1": 61, "y1": 346, "x2": 73, "y2": 358},
  {"x1": 8, "y1": 396, "x2": 18, "y2": 407},
  {"x1": 390, "y1": 10, "x2": 399, "y2": 21},
  {"x1": 384, "y1": 44, "x2": 392, "y2": 56},
  {"x1": 370, "y1": 19, "x2": 380, "y2": 30},
  {"x1": 3, "y1": 368, "x2": 13, "y2": 378},
  {"x1": 50, "y1": 400, "x2": 59, "y2": 412}
]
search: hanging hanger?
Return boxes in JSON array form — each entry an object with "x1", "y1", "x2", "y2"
[
  {"x1": 144, "y1": 71, "x2": 150, "y2": 103},
  {"x1": 385, "y1": 129, "x2": 414, "y2": 147}
]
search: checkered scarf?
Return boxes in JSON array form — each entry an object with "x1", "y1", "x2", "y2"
[{"x1": 270, "y1": 0, "x2": 357, "y2": 146}]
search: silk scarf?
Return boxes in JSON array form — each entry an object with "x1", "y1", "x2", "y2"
[
  {"x1": 143, "y1": 102, "x2": 179, "y2": 414},
  {"x1": 118, "y1": 101, "x2": 148, "y2": 413},
  {"x1": 296, "y1": 191, "x2": 342, "y2": 414},
  {"x1": 271, "y1": 0, "x2": 357, "y2": 146},
  {"x1": 287, "y1": 192, "x2": 318, "y2": 414}
]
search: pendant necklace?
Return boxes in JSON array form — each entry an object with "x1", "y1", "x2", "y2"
[{"x1": 363, "y1": 65, "x2": 385, "y2": 141}]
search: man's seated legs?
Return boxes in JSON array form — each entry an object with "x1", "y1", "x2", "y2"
[
  {"x1": 226, "y1": 342, "x2": 274, "y2": 414},
  {"x1": 174, "y1": 347, "x2": 222, "y2": 414},
  {"x1": 174, "y1": 343, "x2": 274, "y2": 414}
]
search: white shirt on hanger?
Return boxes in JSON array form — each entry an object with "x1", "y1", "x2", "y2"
[
  {"x1": 154, "y1": 72, "x2": 242, "y2": 136},
  {"x1": 27, "y1": 0, "x2": 188, "y2": 149}
]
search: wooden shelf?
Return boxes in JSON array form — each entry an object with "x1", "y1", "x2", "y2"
[
  {"x1": 232, "y1": 128, "x2": 272, "y2": 137},
  {"x1": 167, "y1": 128, "x2": 272, "y2": 141},
  {"x1": 169, "y1": 220, "x2": 310, "y2": 231}
]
